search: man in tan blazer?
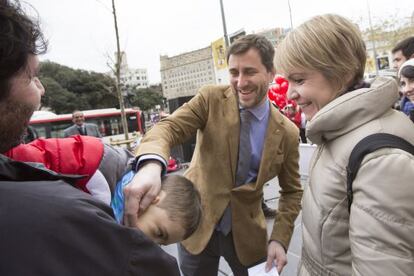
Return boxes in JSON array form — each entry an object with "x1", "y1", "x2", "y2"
[{"x1": 124, "y1": 34, "x2": 302, "y2": 275}]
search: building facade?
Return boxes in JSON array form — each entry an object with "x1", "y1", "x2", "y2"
[
  {"x1": 253, "y1": 27, "x2": 290, "y2": 48},
  {"x1": 160, "y1": 46, "x2": 216, "y2": 100},
  {"x1": 112, "y1": 51, "x2": 149, "y2": 90},
  {"x1": 120, "y1": 68, "x2": 149, "y2": 89}
]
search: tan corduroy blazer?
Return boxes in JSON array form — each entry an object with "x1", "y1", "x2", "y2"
[{"x1": 136, "y1": 85, "x2": 302, "y2": 266}]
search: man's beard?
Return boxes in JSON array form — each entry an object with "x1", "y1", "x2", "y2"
[
  {"x1": 0, "y1": 98, "x2": 35, "y2": 153},
  {"x1": 234, "y1": 81, "x2": 269, "y2": 108}
]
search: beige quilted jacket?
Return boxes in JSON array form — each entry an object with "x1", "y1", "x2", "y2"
[{"x1": 299, "y1": 77, "x2": 414, "y2": 276}]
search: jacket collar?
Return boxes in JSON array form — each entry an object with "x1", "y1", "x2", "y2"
[
  {"x1": 0, "y1": 153, "x2": 83, "y2": 184},
  {"x1": 306, "y1": 77, "x2": 399, "y2": 145}
]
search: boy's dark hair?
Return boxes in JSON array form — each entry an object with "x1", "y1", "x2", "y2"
[
  {"x1": 392, "y1": 36, "x2": 414, "y2": 59},
  {"x1": 226, "y1": 34, "x2": 275, "y2": 72},
  {"x1": 0, "y1": 0, "x2": 47, "y2": 100},
  {"x1": 159, "y1": 175, "x2": 202, "y2": 240}
]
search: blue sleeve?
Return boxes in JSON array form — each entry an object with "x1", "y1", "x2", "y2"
[{"x1": 110, "y1": 170, "x2": 136, "y2": 224}]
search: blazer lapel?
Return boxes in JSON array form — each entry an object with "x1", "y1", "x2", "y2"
[
  {"x1": 223, "y1": 87, "x2": 239, "y2": 185},
  {"x1": 256, "y1": 104, "x2": 285, "y2": 186}
]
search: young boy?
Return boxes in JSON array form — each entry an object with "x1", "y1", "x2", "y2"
[
  {"x1": 4, "y1": 135, "x2": 202, "y2": 245},
  {"x1": 112, "y1": 171, "x2": 202, "y2": 245}
]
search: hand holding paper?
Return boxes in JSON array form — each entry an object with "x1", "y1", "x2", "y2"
[
  {"x1": 266, "y1": 240, "x2": 287, "y2": 273},
  {"x1": 248, "y1": 262, "x2": 279, "y2": 276}
]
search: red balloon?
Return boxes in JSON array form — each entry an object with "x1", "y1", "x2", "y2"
[
  {"x1": 274, "y1": 75, "x2": 286, "y2": 85},
  {"x1": 280, "y1": 81, "x2": 289, "y2": 93},
  {"x1": 267, "y1": 90, "x2": 276, "y2": 102},
  {"x1": 271, "y1": 83, "x2": 280, "y2": 93},
  {"x1": 287, "y1": 99, "x2": 297, "y2": 108}
]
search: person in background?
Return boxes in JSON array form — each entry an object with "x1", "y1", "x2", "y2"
[
  {"x1": 0, "y1": 1, "x2": 179, "y2": 275},
  {"x1": 392, "y1": 36, "x2": 414, "y2": 71},
  {"x1": 275, "y1": 14, "x2": 414, "y2": 275},
  {"x1": 398, "y1": 59, "x2": 414, "y2": 123},
  {"x1": 392, "y1": 36, "x2": 414, "y2": 112},
  {"x1": 63, "y1": 110, "x2": 102, "y2": 137},
  {"x1": 123, "y1": 34, "x2": 303, "y2": 275},
  {"x1": 299, "y1": 111, "x2": 307, "y2": 144}
]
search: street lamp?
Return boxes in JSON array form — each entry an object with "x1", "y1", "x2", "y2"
[
  {"x1": 219, "y1": 0, "x2": 229, "y2": 47},
  {"x1": 288, "y1": 0, "x2": 293, "y2": 29}
]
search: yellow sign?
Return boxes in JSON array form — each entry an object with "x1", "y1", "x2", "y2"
[
  {"x1": 212, "y1": 37, "x2": 227, "y2": 70},
  {"x1": 366, "y1": 57, "x2": 375, "y2": 73}
]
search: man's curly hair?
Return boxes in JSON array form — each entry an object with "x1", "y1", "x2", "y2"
[{"x1": 0, "y1": 0, "x2": 47, "y2": 100}]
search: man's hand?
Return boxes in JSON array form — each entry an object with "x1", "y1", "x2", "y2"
[
  {"x1": 265, "y1": 240, "x2": 287, "y2": 274},
  {"x1": 123, "y1": 160, "x2": 162, "y2": 227}
]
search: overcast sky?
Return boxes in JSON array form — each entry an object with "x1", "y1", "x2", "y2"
[{"x1": 28, "y1": 0, "x2": 413, "y2": 84}]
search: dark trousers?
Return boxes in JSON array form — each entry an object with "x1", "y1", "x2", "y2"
[
  {"x1": 178, "y1": 230, "x2": 248, "y2": 276},
  {"x1": 299, "y1": 128, "x2": 307, "y2": 143}
]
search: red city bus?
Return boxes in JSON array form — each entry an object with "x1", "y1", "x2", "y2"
[{"x1": 29, "y1": 108, "x2": 145, "y2": 144}]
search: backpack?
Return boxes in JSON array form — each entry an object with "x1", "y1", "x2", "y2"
[{"x1": 346, "y1": 133, "x2": 414, "y2": 213}]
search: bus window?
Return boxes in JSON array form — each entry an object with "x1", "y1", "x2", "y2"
[
  {"x1": 50, "y1": 122, "x2": 71, "y2": 138},
  {"x1": 127, "y1": 115, "x2": 139, "y2": 133},
  {"x1": 32, "y1": 125, "x2": 48, "y2": 138}
]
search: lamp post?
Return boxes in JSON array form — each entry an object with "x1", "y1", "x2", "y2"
[
  {"x1": 219, "y1": 0, "x2": 229, "y2": 47},
  {"x1": 288, "y1": 0, "x2": 293, "y2": 29}
]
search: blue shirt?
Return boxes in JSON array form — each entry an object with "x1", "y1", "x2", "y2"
[
  {"x1": 244, "y1": 99, "x2": 270, "y2": 183},
  {"x1": 401, "y1": 96, "x2": 414, "y2": 116}
]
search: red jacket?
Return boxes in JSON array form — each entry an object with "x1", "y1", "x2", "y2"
[{"x1": 4, "y1": 135, "x2": 104, "y2": 193}]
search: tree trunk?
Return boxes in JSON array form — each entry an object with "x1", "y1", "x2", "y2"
[{"x1": 112, "y1": 0, "x2": 129, "y2": 141}]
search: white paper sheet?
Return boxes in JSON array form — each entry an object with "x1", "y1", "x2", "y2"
[{"x1": 248, "y1": 262, "x2": 279, "y2": 276}]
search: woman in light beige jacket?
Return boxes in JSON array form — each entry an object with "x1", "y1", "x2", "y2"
[{"x1": 274, "y1": 14, "x2": 414, "y2": 276}]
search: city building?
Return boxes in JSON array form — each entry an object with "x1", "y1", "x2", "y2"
[
  {"x1": 111, "y1": 51, "x2": 149, "y2": 90},
  {"x1": 253, "y1": 27, "x2": 290, "y2": 48},
  {"x1": 120, "y1": 68, "x2": 149, "y2": 90},
  {"x1": 160, "y1": 46, "x2": 216, "y2": 100},
  {"x1": 361, "y1": 16, "x2": 414, "y2": 76}
]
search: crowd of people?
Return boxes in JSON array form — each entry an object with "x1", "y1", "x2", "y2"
[{"x1": 0, "y1": 0, "x2": 413, "y2": 275}]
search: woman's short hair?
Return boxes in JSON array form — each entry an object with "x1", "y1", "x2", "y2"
[{"x1": 275, "y1": 14, "x2": 366, "y2": 92}]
